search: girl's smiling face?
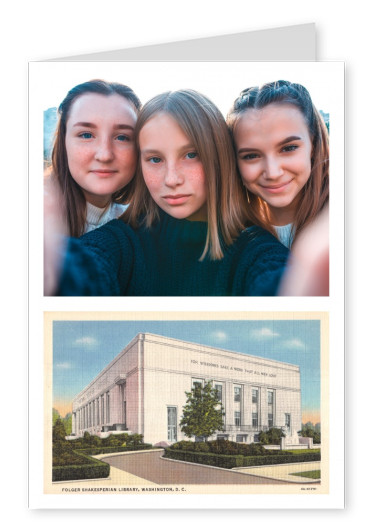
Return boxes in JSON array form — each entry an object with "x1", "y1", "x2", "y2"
[
  {"x1": 234, "y1": 103, "x2": 312, "y2": 225},
  {"x1": 139, "y1": 112, "x2": 207, "y2": 221},
  {"x1": 65, "y1": 93, "x2": 138, "y2": 208}
]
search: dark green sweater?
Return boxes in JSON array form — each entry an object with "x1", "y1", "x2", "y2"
[{"x1": 58, "y1": 212, "x2": 289, "y2": 296}]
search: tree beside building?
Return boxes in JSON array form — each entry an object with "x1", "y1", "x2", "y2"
[{"x1": 180, "y1": 380, "x2": 224, "y2": 441}]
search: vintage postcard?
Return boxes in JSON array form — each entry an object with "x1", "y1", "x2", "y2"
[{"x1": 33, "y1": 311, "x2": 342, "y2": 509}]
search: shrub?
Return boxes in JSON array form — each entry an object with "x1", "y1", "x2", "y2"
[
  {"x1": 171, "y1": 440, "x2": 273, "y2": 457},
  {"x1": 52, "y1": 452, "x2": 110, "y2": 482},
  {"x1": 194, "y1": 442, "x2": 210, "y2": 453},
  {"x1": 170, "y1": 440, "x2": 196, "y2": 452},
  {"x1": 164, "y1": 448, "x2": 245, "y2": 468},
  {"x1": 207, "y1": 439, "x2": 239, "y2": 455},
  {"x1": 258, "y1": 428, "x2": 285, "y2": 445},
  {"x1": 164, "y1": 447, "x2": 320, "y2": 469}
]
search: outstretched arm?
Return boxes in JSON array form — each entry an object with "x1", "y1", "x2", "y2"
[
  {"x1": 57, "y1": 222, "x2": 136, "y2": 296},
  {"x1": 44, "y1": 178, "x2": 136, "y2": 296},
  {"x1": 279, "y1": 207, "x2": 329, "y2": 296},
  {"x1": 44, "y1": 177, "x2": 68, "y2": 295}
]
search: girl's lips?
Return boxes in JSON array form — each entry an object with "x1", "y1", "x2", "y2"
[
  {"x1": 91, "y1": 170, "x2": 118, "y2": 178},
  {"x1": 261, "y1": 180, "x2": 293, "y2": 193},
  {"x1": 163, "y1": 194, "x2": 191, "y2": 205}
]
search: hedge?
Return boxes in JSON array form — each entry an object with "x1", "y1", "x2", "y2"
[
  {"x1": 164, "y1": 448, "x2": 245, "y2": 468},
  {"x1": 164, "y1": 448, "x2": 320, "y2": 469},
  {"x1": 52, "y1": 452, "x2": 110, "y2": 482}
]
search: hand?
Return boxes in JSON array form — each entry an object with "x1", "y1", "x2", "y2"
[
  {"x1": 279, "y1": 207, "x2": 329, "y2": 296},
  {"x1": 44, "y1": 176, "x2": 67, "y2": 295}
]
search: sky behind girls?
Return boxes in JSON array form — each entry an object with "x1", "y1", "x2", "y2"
[
  {"x1": 38, "y1": 61, "x2": 336, "y2": 120},
  {"x1": 53, "y1": 319, "x2": 321, "y2": 424}
]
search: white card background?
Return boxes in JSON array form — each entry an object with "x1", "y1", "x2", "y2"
[{"x1": 29, "y1": 57, "x2": 344, "y2": 510}]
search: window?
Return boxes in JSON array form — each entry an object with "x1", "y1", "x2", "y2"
[
  {"x1": 268, "y1": 390, "x2": 274, "y2": 405},
  {"x1": 268, "y1": 389, "x2": 274, "y2": 427},
  {"x1": 236, "y1": 434, "x2": 247, "y2": 443},
  {"x1": 106, "y1": 392, "x2": 110, "y2": 423},
  {"x1": 252, "y1": 388, "x2": 259, "y2": 404},
  {"x1": 234, "y1": 386, "x2": 241, "y2": 402},
  {"x1": 234, "y1": 411, "x2": 241, "y2": 426},
  {"x1": 285, "y1": 413, "x2": 291, "y2": 428},
  {"x1": 217, "y1": 434, "x2": 228, "y2": 441},
  {"x1": 214, "y1": 383, "x2": 223, "y2": 402},
  {"x1": 192, "y1": 378, "x2": 204, "y2": 390},
  {"x1": 101, "y1": 395, "x2": 104, "y2": 424},
  {"x1": 252, "y1": 412, "x2": 258, "y2": 428}
]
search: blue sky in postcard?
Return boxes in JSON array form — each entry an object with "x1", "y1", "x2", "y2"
[{"x1": 52, "y1": 319, "x2": 321, "y2": 422}]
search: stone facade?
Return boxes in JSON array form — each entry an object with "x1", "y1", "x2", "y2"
[{"x1": 72, "y1": 333, "x2": 301, "y2": 445}]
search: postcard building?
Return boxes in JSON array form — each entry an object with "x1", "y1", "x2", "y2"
[{"x1": 71, "y1": 333, "x2": 302, "y2": 445}]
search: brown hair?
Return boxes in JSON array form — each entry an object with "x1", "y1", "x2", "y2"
[
  {"x1": 51, "y1": 79, "x2": 141, "y2": 237},
  {"x1": 122, "y1": 89, "x2": 251, "y2": 260},
  {"x1": 227, "y1": 80, "x2": 329, "y2": 245}
]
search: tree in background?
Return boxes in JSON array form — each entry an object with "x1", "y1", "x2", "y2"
[
  {"x1": 299, "y1": 422, "x2": 321, "y2": 444},
  {"x1": 52, "y1": 408, "x2": 60, "y2": 426},
  {"x1": 52, "y1": 418, "x2": 66, "y2": 442},
  {"x1": 52, "y1": 408, "x2": 72, "y2": 435},
  {"x1": 180, "y1": 381, "x2": 224, "y2": 441}
]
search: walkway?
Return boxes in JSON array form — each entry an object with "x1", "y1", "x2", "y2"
[
  {"x1": 234, "y1": 461, "x2": 321, "y2": 483},
  {"x1": 101, "y1": 449, "x2": 292, "y2": 485}
]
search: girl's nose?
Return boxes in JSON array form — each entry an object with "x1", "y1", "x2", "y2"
[
  {"x1": 164, "y1": 162, "x2": 184, "y2": 187},
  {"x1": 95, "y1": 138, "x2": 114, "y2": 162},
  {"x1": 264, "y1": 157, "x2": 284, "y2": 180}
]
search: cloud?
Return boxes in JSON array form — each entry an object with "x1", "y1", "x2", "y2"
[
  {"x1": 55, "y1": 362, "x2": 72, "y2": 370},
  {"x1": 74, "y1": 336, "x2": 98, "y2": 346},
  {"x1": 283, "y1": 338, "x2": 306, "y2": 350},
  {"x1": 210, "y1": 330, "x2": 228, "y2": 342},
  {"x1": 251, "y1": 327, "x2": 280, "y2": 340}
]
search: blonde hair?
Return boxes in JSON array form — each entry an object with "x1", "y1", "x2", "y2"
[
  {"x1": 227, "y1": 80, "x2": 329, "y2": 245},
  {"x1": 123, "y1": 89, "x2": 252, "y2": 260}
]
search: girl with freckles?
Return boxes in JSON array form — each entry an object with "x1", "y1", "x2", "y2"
[
  {"x1": 227, "y1": 80, "x2": 329, "y2": 249},
  {"x1": 49, "y1": 79, "x2": 141, "y2": 237},
  {"x1": 50, "y1": 89, "x2": 289, "y2": 296}
]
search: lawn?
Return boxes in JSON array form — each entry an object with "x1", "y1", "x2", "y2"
[{"x1": 290, "y1": 470, "x2": 321, "y2": 479}]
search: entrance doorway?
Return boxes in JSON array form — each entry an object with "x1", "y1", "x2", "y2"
[{"x1": 167, "y1": 406, "x2": 177, "y2": 443}]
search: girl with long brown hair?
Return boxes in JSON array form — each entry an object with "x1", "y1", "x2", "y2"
[
  {"x1": 50, "y1": 79, "x2": 141, "y2": 237},
  {"x1": 227, "y1": 80, "x2": 329, "y2": 249}
]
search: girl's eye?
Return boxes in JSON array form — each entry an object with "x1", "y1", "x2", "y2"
[
  {"x1": 241, "y1": 153, "x2": 260, "y2": 161},
  {"x1": 186, "y1": 151, "x2": 198, "y2": 160},
  {"x1": 149, "y1": 156, "x2": 162, "y2": 164},
  {"x1": 79, "y1": 132, "x2": 93, "y2": 139},
  {"x1": 116, "y1": 134, "x2": 131, "y2": 142},
  {"x1": 282, "y1": 144, "x2": 298, "y2": 153}
]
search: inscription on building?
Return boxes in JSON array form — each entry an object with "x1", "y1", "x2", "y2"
[{"x1": 191, "y1": 359, "x2": 276, "y2": 378}]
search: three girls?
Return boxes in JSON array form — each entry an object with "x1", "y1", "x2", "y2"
[
  {"x1": 45, "y1": 79, "x2": 329, "y2": 296},
  {"x1": 53, "y1": 89, "x2": 288, "y2": 296}
]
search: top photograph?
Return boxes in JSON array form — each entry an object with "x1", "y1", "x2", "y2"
[{"x1": 32, "y1": 61, "x2": 343, "y2": 297}]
